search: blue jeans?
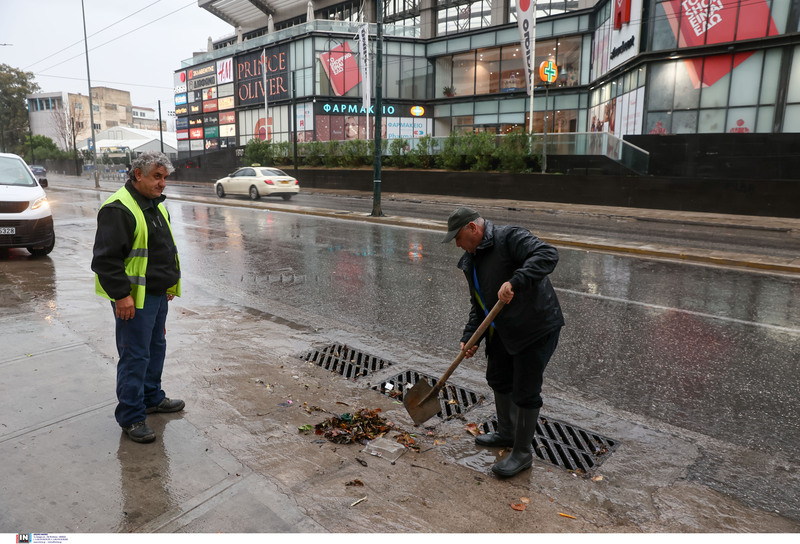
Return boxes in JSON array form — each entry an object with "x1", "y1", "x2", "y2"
[{"x1": 113, "y1": 293, "x2": 168, "y2": 427}]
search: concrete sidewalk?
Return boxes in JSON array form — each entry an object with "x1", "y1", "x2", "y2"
[{"x1": 0, "y1": 306, "x2": 324, "y2": 533}]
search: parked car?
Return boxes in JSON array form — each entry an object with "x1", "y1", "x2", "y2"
[
  {"x1": 29, "y1": 164, "x2": 47, "y2": 182},
  {"x1": 214, "y1": 166, "x2": 299, "y2": 201},
  {"x1": 0, "y1": 153, "x2": 55, "y2": 256}
]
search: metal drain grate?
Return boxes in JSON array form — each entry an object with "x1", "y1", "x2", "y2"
[
  {"x1": 302, "y1": 343, "x2": 392, "y2": 379},
  {"x1": 480, "y1": 416, "x2": 618, "y2": 474},
  {"x1": 374, "y1": 370, "x2": 485, "y2": 420}
]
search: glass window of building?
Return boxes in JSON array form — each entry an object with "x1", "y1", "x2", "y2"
[
  {"x1": 437, "y1": 1, "x2": 492, "y2": 36},
  {"x1": 452, "y1": 114, "x2": 475, "y2": 132},
  {"x1": 385, "y1": 0, "x2": 420, "y2": 29},
  {"x1": 317, "y1": 1, "x2": 361, "y2": 22},
  {"x1": 556, "y1": 36, "x2": 581, "y2": 87},
  {"x1": 729, "y1": 52, "x2": 763, "y2": 107},
  {"x1": 436, "y1": 56, "x2": 454, "y2": 98},
  {"x1": 509, "y1": 0, "x2": 578, "y2": 20},
  {"x1": 452, "y1": 51, "x2": 476, "y2": 96},
  {"x1": 385, "y1": 55, "x2": 402, "y2": 98},
  {"x1": 315, "y1": 37, "x2": 363, "y2": 98},
  {"x1": 414, "y1": 57, "x2": 432, "y2": 99},
  {"x1": 475, "y1": 48, "x2": 500, "y2": 95},
  {"x1": 500, "y1": 45, "x2": 526, "y2": 93}
]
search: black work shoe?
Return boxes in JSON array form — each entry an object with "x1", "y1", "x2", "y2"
[
  {"x1": 145, "y1": 397, "x2": 185, "y2": 414},
  {"x1": 122, "y1": 421, "x2": 156, "y2": 443}
]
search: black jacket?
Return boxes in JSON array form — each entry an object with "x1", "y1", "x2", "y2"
[
  {"x1": 458, "y1": 220, "x2": 564, "y2": 354},
  {"x1": 91, "y1": 181, "x2": 180, "y2": 300}
]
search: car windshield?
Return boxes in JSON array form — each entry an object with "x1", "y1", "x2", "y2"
[
  {"x1": 258, "y1": 168, "x2": 288, "y2": 177},
  {"x1": 0, "y1": 157, "x2": 37, "y2": 187}
]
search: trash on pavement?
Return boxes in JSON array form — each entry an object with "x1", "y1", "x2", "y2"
[
  {"x1": 364, "y1": 436, "x2": 406, "y2": 462},
  {"x1": 314, "y1": 408, "x2": 392, "y2": 444},
  {"x1": 465, "y1": 423, "x2": 481, "y2": 437}
]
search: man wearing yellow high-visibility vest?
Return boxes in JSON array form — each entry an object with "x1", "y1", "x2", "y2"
[{"x1": 92, "y1": 151, "x2": 183, "y2": 444}]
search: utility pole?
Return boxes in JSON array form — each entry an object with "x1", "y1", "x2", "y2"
[
  {"x1": 71, "y1": 116, "x2": 80, "y2": 176},
  {"x1": 370, "y1": 0, "x2": 384, "y2": 217},
  {"x1": 81, "y1": 0, "x2": 99, "y2": 188},
  {"x1": 542, "y1": 82, "x2": 548, "y2": 174},
  {"x1": 291, "y1": 71, "x2": 298, "y2": 173},
  {"x1": 158, "y1": 100, "x2": 164, "y2": 153}
]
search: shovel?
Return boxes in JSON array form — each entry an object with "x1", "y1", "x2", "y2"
[{"x1": 404, "y1": 300, "x2": 505, "y2": 426}]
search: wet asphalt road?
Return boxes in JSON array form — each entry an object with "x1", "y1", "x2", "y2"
[
  {"x1": 6, "y1": 180, "x2": 800, "y2": 524},
  {"x1": 166, "y1": 181, "x2": 800, "y2": 262}
]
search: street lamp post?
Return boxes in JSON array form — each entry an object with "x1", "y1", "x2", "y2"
[
  {"x1": 81, "y1": 0, "x2": 99, "y2": 188},
  {"x1": 371, "y1": 0, "x2": 384, "y2": 217}
]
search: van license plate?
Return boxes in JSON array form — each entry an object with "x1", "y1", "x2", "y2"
[{"x1": 0, "y1": 227, "x2": 15, "y2": 235}]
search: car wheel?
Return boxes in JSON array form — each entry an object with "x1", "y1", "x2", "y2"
[
  {"x1": 27, "y1": 232, "x2": 55, "y2": 257},
  {"x1": 216, "y1": 184, "x2": 225, "y2": 198},
  {"x1": 282, "y1": 194, "x2": 293, "y2": 201},
  {"x1": 249, "y1": 185, "x2": 260, "y2": 200}
]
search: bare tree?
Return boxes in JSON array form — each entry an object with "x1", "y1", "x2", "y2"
[
  {"x1": 50, "y1": 100, "x2": 85, "y2": 151},
  {"x1": 50, "y1": 99, "x2": 86, "y2": 175}
]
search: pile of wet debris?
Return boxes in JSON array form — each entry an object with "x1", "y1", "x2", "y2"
[{"x1": 307, "y1": 407, "x2": 420, "y2": 453}]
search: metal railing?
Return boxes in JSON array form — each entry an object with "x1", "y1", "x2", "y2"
[{"x1": 532, "y1": 132, "x2": 650, "y2": 175}]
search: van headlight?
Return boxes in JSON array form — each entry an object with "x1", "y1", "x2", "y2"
[{"x1": 31, "y1": 196, "x2": 49, "y2": 210}]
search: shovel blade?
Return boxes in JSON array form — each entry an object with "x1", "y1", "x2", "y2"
[{"x1": 403, "y1": 379, "x2": 442, "y2": 426}]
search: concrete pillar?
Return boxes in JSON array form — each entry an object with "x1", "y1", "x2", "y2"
[
  {"x1": 363, "y1": 1, "x2": 376, "y2": 22},
  {"x1": 492, "y1": 0, "x2": 511, "y2": 26},
  {"x1": 419, "y1": 0, "x2": 437, "y2": 39}
]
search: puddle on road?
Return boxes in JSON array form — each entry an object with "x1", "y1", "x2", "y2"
[{"x1": 435, "y1": 435, "x2": 501, "y2": 473}]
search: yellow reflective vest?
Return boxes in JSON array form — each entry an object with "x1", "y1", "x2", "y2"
[{"x1": 94, "y1": 187, "x2": 181, "y2": 309}]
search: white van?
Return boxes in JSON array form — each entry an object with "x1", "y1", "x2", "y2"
[{"x1": 0, "y1": 153, "x2": 55, "y2": 256}]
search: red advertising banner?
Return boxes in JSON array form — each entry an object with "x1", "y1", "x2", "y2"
[
  {"x1": 319, "y1": 43, "x2": 361, "y2": 96},
  {"x1": 662, "y1": 0, "x2": 779, "y2": 88},
  {"x1": 614, "y1": 0, "x2": 632, "y2": 30}
]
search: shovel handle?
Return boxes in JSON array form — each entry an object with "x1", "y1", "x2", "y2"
[{"x1": 418, "y1": 299, "x2": 505, "y2": 406}]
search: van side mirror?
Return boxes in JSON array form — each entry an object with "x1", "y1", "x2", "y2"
[{"x1": 39, "y1": 178, "x2": 48, "y2": 188}]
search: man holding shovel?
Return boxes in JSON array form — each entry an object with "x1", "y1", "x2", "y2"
[{"x1": 443, "y1": 207, "x2": 564, "y2": 477}]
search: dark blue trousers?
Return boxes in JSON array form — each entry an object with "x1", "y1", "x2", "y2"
[
  {"x1": 485, "y1": 329, "x2": 560, "y2": 409},
  {"x1": 112, "y1": 293, "x2": 168, "y2": 427}
]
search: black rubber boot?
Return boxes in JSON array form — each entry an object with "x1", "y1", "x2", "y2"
[
  {"x1": 491, "y1": 407, "x2": 539, "y2": 477},
  {"x1": 475, "y1": 392, "x2": 516, "y2": 448}
]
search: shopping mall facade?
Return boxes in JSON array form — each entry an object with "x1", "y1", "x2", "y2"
[{"x1": 174, "y1": 0, "x2": 800, "y2": 158}]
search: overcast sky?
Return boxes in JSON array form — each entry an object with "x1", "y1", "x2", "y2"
[{"x1": 0, "y1": 0, "x2": 233, "y2": 113}]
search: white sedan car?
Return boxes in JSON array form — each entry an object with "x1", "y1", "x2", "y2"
[{"x1": 214, "y1": 166, "x2": 300, "y2": 201}]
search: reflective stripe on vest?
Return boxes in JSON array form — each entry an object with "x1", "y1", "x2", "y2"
[{"x1": 94, "y1": 187, "x2": 181, "y2": 309}]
